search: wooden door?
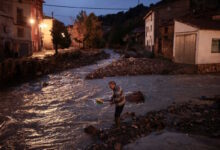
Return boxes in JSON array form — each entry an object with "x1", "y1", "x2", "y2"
[{"x1": 175, "y1": 34, "x2": 196, "y2": 64}]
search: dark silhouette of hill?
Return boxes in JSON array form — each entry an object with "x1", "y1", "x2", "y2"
[{"x1": 99, "y1": 4, "x2": 149, "y2": 47}]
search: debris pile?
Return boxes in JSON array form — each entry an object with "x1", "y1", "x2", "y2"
[
  {"x1": 86, "y1": 58, "x2": 197, "y2": 79},
  {"x1": 85, "y1": 96, "x2": 220, "y2": 150}
]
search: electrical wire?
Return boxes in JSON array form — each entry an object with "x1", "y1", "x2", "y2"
[{"x1": 44, "y1": 4, "x2": 129, "y2": 11}]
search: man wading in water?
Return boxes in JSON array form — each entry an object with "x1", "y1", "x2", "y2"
[{"x1": 109, "y1": 81, "x2": 126, "y2": 127}]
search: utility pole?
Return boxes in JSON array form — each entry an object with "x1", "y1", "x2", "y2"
[{"x1": 138, "y1": 0, "x2": 140, "y2": 5}]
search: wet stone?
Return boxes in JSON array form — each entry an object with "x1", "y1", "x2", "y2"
[{"x1": 125, "y1": 91, "x2": 145, "y2": 103}]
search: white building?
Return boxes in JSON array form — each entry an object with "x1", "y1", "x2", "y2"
[
  {"x1": 173, "y1": 17, "x2": 220, "y2": 64},
  {"x1": 144, "y1": 11, "x2": 155, "y2": 52}
]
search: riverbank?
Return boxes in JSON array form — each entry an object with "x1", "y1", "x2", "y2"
[
  {"x1": 0, "y1": 49, "x2": 109, "y2": 88},
  {"x1": 86, "y1": 57, "x2": 196, "y2": 79},
  {"x1": 86, "y1": 96, "x2": 220, "y2": 150},
  {"x1": 86, "y1": 57, "x2": 220, "y2": 79}
]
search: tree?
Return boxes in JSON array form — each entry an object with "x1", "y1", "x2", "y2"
[
  {"x1": 51, "y1": 20, "x2": 71, "y2": 55},
  {"x1": 72, "y1": 11, "x2": 103, "y2": 49},
  {"x1": 84, "y1": 13, "x2": 103, "y2": 48},
  {"x1": 72, "y1": 11, "x2": 88, "y2": 48}
]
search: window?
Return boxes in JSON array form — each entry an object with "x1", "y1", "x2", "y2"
[
  {"x1": 17, "y1": 28, "x2": 24, "y2": 37},
  {"x1": 3, "y1": 25, "x2": 7, "y2": 33},
  {"x1": 0, "y1": 3, "x2": 3, "y2": 12},
  {"x1": 17, "y1": 8, "x2": 24, "y2": 25},
  {"x1": 211, "y1": 39, "x2": 220, "y2": 53},
  {"x1": 165, "y1": 27, "x2": 168, "y2": 33},
  {"x1": 146, "y1": 27, "x2": 149, "y2": 32}
]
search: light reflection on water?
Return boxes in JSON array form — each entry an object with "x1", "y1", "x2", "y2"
[{"x1": 0, "y1": 50, "x2": 220, "y2": 149}]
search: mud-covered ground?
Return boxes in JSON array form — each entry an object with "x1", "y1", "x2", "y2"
[{"x1": 86, "y1": 97, "x2": 220, "y2": 150}]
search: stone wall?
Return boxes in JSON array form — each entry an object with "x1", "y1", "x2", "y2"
[
  {"x1": 197, "y1": 64, "x2": 220, "y2": 74},
  {"x1": 0, "y1": 50, "x2": 109, "y2": 88}
]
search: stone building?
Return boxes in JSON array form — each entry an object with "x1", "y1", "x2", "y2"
[
  {"x1": 30, "y1": 0, "x2": 44, "y2": 53},
  {"x1": 0, "y1": 0, "x2": 44, "y2": 60},
  {"x1": 0, "y1": 1, "x2": 14, "y2": 60},
  {"x1": 144, "y1": 0, "x2": 220, "y2": 59}
]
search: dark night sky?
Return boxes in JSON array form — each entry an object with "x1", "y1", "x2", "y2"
[{"x1": 43, "y1": 0, "x2": 160, "y2": 25}]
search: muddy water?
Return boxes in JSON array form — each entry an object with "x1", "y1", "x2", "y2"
[{"x1": 0, "y1": 50, "x2": 220, "y2": 149}]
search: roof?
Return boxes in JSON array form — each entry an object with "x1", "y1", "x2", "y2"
[
  {"x1": 143, "y1": 10, "x2": 153, "y2": 19},
  {"x1": 176, "y1": 12, "x2": 220, "y2": 30}
]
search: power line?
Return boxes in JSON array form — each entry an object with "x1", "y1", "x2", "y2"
[{"x1": 44, "y1": 4, "x2": 129, "y2": 11}]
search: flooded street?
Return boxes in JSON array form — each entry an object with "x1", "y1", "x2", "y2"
[{"x1": 0, "y1": 50, "x2": 220, "y2": 149}]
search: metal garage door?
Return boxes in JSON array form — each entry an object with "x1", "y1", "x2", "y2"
[{"x1": 175, "y1": 34, "x2": 196, "y2": 64}]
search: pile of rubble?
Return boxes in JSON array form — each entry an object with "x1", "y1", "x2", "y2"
[
  {"x1": 86, "y1": 57, "x2": 197, "y2": 79},
  {"x1": 85, "y1": 96, "x2": 220, "y2": 150}
]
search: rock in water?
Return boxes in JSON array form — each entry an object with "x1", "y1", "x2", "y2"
[
  {"x1": 125, "y1": 91, "x2": 145, "y2": 103},
  {"x1": 84, "y1": 125, "x2": 99, "y2": 136}
]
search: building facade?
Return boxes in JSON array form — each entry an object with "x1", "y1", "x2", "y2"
[
  {"x1": 144, "y1": 0, "x2": 191, "y2": 59},
  {"x1": 41, "y1": 16, "x2": 54, "y2": 50},
  {"x1": 0, "y1": 0, "x2": 15, "y2": 60},
  {"x1": 144, "y1": 11, "x2": 155, "y2": 52},
  {"x1": 144, "y1": 0, "x2": 220, "y2": 60},
  {"x1": 173, "y1": 18, "x2": 220, "y2": 64},
  {"x1": 0, "y1": 0, "x2": 44, "y2": 60},
  {"x1": 31, "y1": 0, "x2": 44, "y2": 52}
]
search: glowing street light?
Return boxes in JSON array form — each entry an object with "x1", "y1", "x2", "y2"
[
  {"x1": 29, "y1": 18, "x2": 35, "y2": 25},
  {"x1": 61, "y1": 32, "x2": 65, "y2": 38}
]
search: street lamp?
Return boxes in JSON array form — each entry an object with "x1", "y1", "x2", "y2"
[
  {"x1": 29, "y1": 18, "x2": 35, "y2": 25},
  {"x1": 61, "y1": 32, "x2": 65, "y2": 38}
]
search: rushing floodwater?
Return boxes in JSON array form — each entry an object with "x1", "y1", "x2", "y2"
[{"x1": 0, "y1": 50, "x2": 220, "y2": 149}]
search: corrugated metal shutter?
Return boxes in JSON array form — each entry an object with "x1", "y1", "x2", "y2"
[{"x1": 175, "y1": 34, "x2": 196, "y2": 64}]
